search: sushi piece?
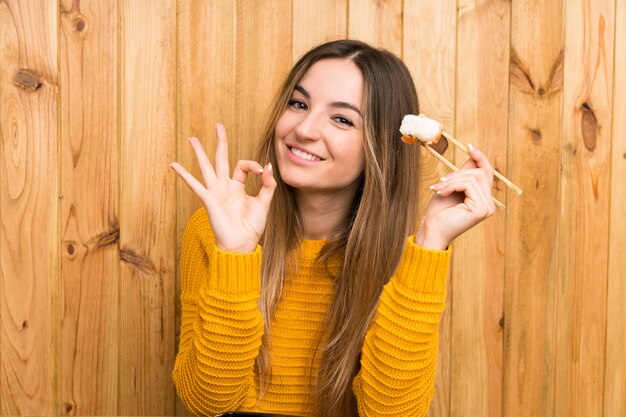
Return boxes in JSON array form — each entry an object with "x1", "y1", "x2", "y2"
[{"x1": 399, "y1": 114, "x2": 443, "y2": 145}]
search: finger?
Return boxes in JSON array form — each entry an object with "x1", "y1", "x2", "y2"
[
  {"x1": 214, "y1": 123, "x2": 230, "y2": 179},
  {"x1": 189, "y1": 136, "x2": 217, "y2": 184},
  {"x1": 439, "y1": 168, "x2": 480, "y2": 183},
  {"x1": 434, "y1": 176, "x2": 494, "y2": 213},
  {"x1": 465, "y1": 144, "x2": 495, "y2": 185},
  {"x1": 438, "y1": 168, "x2": 492, "y2": 191},
  {"x1": 170, "y1": 161, "x2": 208, "y2": 199},
  {"x1": 232, "y1": 160, "x2": 265, "y2": 184},
  {"x1": 257, "y1": 163, "x2": 277, "y2": 210}
]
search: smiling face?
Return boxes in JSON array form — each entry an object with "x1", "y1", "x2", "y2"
[{"x1": 274, "y1": 58, "x2": 366, "y2": 200}]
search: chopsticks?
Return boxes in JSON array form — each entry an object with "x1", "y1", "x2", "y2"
[
  {"x1": 421, "y1": 143, "x2": 506, "y2": 208},
  {"x1": 441, "y1": 131, "x2": 524, "y2": 196},
  {"x1": 400, "y1": 113, "x2": 523, "y2": 209}
]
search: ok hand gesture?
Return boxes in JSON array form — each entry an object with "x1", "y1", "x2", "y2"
[{"x1": 170, "y1": 124, "x2": 277, "y2": 253}]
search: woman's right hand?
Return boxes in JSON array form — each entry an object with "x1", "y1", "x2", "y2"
[{"x1": 170, "y1": 123, "x2": 277, "y2": 253}]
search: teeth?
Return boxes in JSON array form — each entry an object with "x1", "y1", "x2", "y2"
[{"x1": 290, "y1": 147, "x2": 321, "y2": 161}]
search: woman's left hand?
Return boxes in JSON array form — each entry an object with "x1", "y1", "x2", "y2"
[{"x1": 416, "y1": 144, "x2": 497, "y2": 250}]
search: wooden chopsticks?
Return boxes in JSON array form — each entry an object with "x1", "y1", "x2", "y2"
[
  {"x1": 441, "y1": 131, "x2": 523, "y2": 196},
  {"x1": 421, "y1": 143, "x2": 506, "y2": 208},
  {"x1": 420, "y1": 131, "x2": 523, "y2": 209}
]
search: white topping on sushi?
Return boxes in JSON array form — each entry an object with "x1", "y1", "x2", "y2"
[{"x1": 399, "y1": 114, "x2": 443, "y2": 145}]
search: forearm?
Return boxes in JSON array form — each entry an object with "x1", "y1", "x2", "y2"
[
  {"x1": 354, "y1": 238, "x2": 449, "y2": 416},
  {"x1": 173, "y1": 286, "x2": 263, "y2": 415},
  {"x1": 173, "y1": 210, "x2": 264, "y2": 415}
]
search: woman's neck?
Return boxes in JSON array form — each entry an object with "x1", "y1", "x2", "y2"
[{"x1": 295, "y1": 190, "x2": 355, "y2": 240}]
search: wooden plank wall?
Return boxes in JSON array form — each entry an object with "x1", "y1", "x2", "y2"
[{"x1": 0, "y1": 1, "x2": 624, "y2": 416}]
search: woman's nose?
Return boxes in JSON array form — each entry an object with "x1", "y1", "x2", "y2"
[{"x1": 294, "y1": 112, "x2": 322, "y2": 141}]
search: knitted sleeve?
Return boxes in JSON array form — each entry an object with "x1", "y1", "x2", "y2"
[
  {"x1": 353, "y1": 237, "x2": 450, "y2": 417},
  {"x1": 172, "y1": 208, "x2": 264, "y2": 416}
]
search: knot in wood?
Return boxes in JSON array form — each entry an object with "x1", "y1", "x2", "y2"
[
  {"x1": 14, "y1": 70, "x2": 43, "y2": 92},
  {"x1": 64, "y1": 402, "x2": 75, "y2": 415},
  {"x1": 431, "y1": 137, "x2": 448, "y2": 155},
  {"x1": 64, "y1": 241, "x2": 79, "y2": 259},
  {"x1": 530, "y1": 128, "x2": 542, "y2": 144},
  {"x1": 73, "y1": 16, "x2": 86, "y2": 32},
  {"x1": 580, "y1": 102, "x2": 598, "y2": 152}
]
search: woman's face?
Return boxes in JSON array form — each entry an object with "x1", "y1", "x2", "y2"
[{"x1": 274, "y1": 58, "x2": 365, "y2": 198}]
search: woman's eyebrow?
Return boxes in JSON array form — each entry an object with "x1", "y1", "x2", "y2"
[
  {"x1": 294, "y1": 84, "x2": 310, "y2": 98},
  {"x1": 331, "y1": 101, "x2": 363, "y2": 118},
  {"x1": 294, "y1": 84, "x2": 363, "y2": 118}
]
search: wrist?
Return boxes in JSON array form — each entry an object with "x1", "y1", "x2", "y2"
[
  {"x1": 215, "y1": 239, "x2": 258, "y2": 254},
  {"x1": 415, "y1": 219, "x2": 450, "y2": 250}
]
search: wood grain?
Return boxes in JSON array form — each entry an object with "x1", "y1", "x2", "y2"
[
  {"x1": 403, "y1": 0, "x2": 457, "y2": 224},
  {"x1": 452, "y1": 1, "x2": 509, "y2": 416},
  {"x1": 292, "y1": 0, "x2": 347, "y2": 63},
  {"x1": 503, "y1": 1, "x2": 564, "y2": 416},
  {"x1": 1, "y1": 2, "x2": 625, "y2": 416},
  {"x1": 235, "y1": 0, "x2": 293, "y2": 161},
  {"x1": 118, "y1": 1, "x2": 177, "y2": 415},
  {"x1": 175, "y1": 1, "x2": 237, "y2": 414},
  {"x1": 58, "y1": 0, "x2": 119, "y2": 414},
  {"x1": 348, "y1": 0, "x2": 402, "y2": 55},
  {"x1": 556, "y1": 0, "x2": 614, "y2": 416},
  {"x1": 403, "y1": 2, "x2": 456, "y2": 416},
  {"x1": 0, "y1": 1, "x2": 60, "y2": 415},
  {"x1": 604, "y1": 0, "x2": 626, "y2": 414},
  {"x1": 176, "y1": 0, "x2": 237, "y2": 245}
]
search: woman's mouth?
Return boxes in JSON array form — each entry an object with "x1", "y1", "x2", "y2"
[{"x1": 289, "y1": 146, "x2": 322, "y2": 161}]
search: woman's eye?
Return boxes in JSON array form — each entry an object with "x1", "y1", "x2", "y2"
[
  {"x1": 288, "y1": 100, "x2": 307, "y2": 110},
  {"x1": 333, "y1": 116, "x2": 354, "y2": 127}
]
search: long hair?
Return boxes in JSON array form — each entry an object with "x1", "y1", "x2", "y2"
[{"x1": 255, "y1": 39, "x2": 421, "y2": 416}]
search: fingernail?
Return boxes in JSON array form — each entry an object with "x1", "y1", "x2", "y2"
[
  {"x1": 268, "y1": 163, "x2": 273, "y2": 172},
  {"x1": 257, "y1": 168, "x2": 264, "y2": 173},
  {"x1": 468, "y1": 143, "x2": 474, "y2": 151},
  {"x1": 429, "y1": 185, "x2": 437, "y2": 191},
  {"x1": 440, "y1": 176, "x2": 447, "y2": 182}
]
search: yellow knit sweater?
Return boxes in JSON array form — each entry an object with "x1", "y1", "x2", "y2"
[{"x1": 173, "y1": 208, "x2": 450, "y2": 417}]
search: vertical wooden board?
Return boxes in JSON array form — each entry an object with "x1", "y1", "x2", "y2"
[
  {"x1": 503, "y1": 0, "x2": 564, "y2": 416},
  {"x1": 604, "y1": 0, "x2": 626, "y2": 415},
  {"x1": 176, "y1": 0, "x2": 236, "y2": 227},
  {"x1": 0, "y1": 1, "x2": 59, "y2": 416},
  {"x1": 58, "y1": 0, "x2": 119, "y2": 415},
  {"x1": 348, "y1": 0, "x2": 402, "y2": 55},
  {"x1": 118, "y1": 1, "x2": 177, "y2": 415},
  {"x1": 402, "y1": 2, "x2": 456, "y2": 416},
  {"x1": 556, "y1": 0, "x2": 614, "y2": 416},
  {"x1": 235, "y1": 0, "x2": 293, "y2": 161},
  {"x1": 452, "y1": 1, "x2": 510, "y2": 417},
  {"x1": 292, "y1": 0, "x2": 346, "y2": 63},
  {"x1": 175, "y1": 1, "x2": 237, "y2": 414},
  {"x1": 403, "y1": 1, "x2": 457, "y2": 213}
]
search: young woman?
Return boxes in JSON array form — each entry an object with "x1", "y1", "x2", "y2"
[{"x1": 170, "y1": 40, "x2": 495, "y2": 417}]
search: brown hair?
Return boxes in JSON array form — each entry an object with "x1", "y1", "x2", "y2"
[{"x1": 255, "y1": 39, "x2": 420, "y2": 416}]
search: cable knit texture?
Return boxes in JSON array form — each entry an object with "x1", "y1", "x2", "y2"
[{"x1": 173, "y1": 208, "x2": 450, "y2": 417}]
